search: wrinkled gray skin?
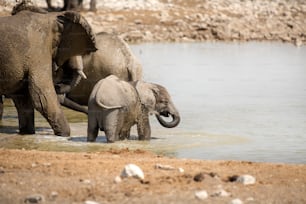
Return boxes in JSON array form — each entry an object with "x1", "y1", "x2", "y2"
[
  {"x1": 0, "y1": 10, "x2": 97, "y2": 136},
  {"x1": 60, "y1": 32, "x2": 143, "y2": 114},
  {"x1": 87, "y1": 75, "x2": 180, "y2": 143},
  {"x1": 0, "y1": 2, "x2": 89, "y2": 121},
  {"x1": 46, "y1": 0, "x2": 96, "y2": 11}
]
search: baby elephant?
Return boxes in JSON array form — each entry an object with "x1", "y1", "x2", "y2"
[{"x1": 87, "y1": 75, "x2": 180, "y2": 142}]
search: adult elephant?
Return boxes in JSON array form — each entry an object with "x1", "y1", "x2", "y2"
[
  {"x1": 0, "y1": 9, "x2": 97, "y2": 136},
  {"x1": 46, "y1": 0, "x2": 96, "y2": 11},
  {"x1": 59, "y1": 32, "x2": 143, "y2": 114}
]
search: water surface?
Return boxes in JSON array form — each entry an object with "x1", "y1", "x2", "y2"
[{"x1": 1, "y1": 42, "x2": 305, "y2": 164}]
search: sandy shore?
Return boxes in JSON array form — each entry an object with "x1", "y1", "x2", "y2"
[{"x1": 0, "y1": 149, "x2": 305, "y2": 204}]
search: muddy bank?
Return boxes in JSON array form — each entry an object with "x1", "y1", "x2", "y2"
[{"x1": 1, "y1": 0, "x2": 305, "y2": 45}]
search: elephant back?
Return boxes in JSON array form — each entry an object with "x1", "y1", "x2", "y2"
[{"x1": 93, "y1": 75, "x2": 139, "y2": 109}]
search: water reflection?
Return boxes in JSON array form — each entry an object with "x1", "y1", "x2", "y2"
[{"x1": 0, "y1": 42, "x2": 306, "y2": 164}]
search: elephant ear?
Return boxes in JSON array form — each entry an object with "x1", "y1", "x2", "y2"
[
  {"x1": 135, "y1": 81, "x2": 157, "y2": 113},
  {"x1": 57, "y1": 11, "x2": 97, "y2": 49}
]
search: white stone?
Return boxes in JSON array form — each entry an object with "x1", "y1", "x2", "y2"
[
  {"x1": 81, "y1": 179, "x2": 91, "y2": 184},
  {"x1": 155, "y1": 164, "x2": 175, "y2": 170},
  {"x1": 230, "y1": 198, "x2": 243, "y2": 204},
  {"x1": 195, "y1": 190, "x2": 208, "y2": 200},
  {"x1": 114, "y1": 176, "x2": 122, "y2": 183},
  {"x1": 236, "y1": 175, "x2": 256, "y2": 185},
  {"x1": 211, "y1": 189, "x2": 230, "y2": 197},
  {"x1": 178, "y1": 167, "x2": 184, "y2": 173},
  {"x1": 121, "y1": 164, "x2": 144, "y2": 180},
  {"x1": 84, "y1": 201, "x2": 100, "y2": 204}
]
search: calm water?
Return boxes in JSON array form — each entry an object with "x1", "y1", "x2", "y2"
[{"x1": 1, "y1": 42, "x2": 306, "y2": 164}]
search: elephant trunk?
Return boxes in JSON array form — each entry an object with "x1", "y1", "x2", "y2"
[{"x1": 156, "y1": 112, "x2": 180, "y2": 128}]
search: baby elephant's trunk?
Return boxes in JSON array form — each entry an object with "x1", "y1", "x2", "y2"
[{"x1": 156, "y1": 113, "x2": 180, "y2": 128}]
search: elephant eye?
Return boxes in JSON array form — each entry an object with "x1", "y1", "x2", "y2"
[{"x1": 161, "y1": 100, "x2": 168, "y2": 105}]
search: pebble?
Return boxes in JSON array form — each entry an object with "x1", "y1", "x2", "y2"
[
  {"x1": 121, "y1": 164, "x2": 144, "y2": 180},
  {"x1": 211, "y1": 189, "x2": 230, "y2": 197},
  {"x1": 49, "y1": 191, "x2": 58, "y2": 201},
  {"x1": 24, "y1": 194, "x2": 45, "y2": 204},
  {"x1": 114, "y1": 175, "x2": 122, "y2": 183},
  {"x1": 194, "y1": 172, "x2": 205, "y2": 182},
  {"x1": 155, "y1": 163, "x2": 175, "y2": 170},
  {"x1": 195, "y1": 190, "x2": 208, "y2": 200},
  {"x1": 178, "y1": 167, "x2": 184, "y2": 173},
  {"x1": 230, "y1": 198, "x2": 243, "y2": 204},
  {"x1": 80, "y1": 179, "x2": 91, "y2": 184},
  {"x1": 84, "y1": 201, "x2": 100, "y2": 204},
  {"x1": 236, "y1": 175, "x2": 256, "y2": 185}
]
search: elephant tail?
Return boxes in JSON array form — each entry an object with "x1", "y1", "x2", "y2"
[{"x1": 95, "y1": 99, "x2": 122, "y2": 110}]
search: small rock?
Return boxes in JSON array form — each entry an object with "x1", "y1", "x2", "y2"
[
  {"x1": 246, "y1": 197, "x2": 254, "y2": 201},
  {"x1": 155, "y1": 164, "x2": 175, "y2": 170},
  {"x1": 195, "y1": 190, "x2": 208, "y2": 200},
  {"x1": 43, "y1": 163, "x2": 51, "y2": 167},
  {"x1": 114, "y1": 176, "x2": 122, "y2": 183},
  {"x1": 230, "y1": 198, "x2": 243, "y2": 204},
  {"x1": 84, "y1": 201, "x2": 100, "y2": 204},
  {"x1": 24, "y1": 194, "x2": 45, "y2": 204},
  {"x1": 80, "y1": 179, "x2": 91, "y2": 184},
  {"x1": 236, "y1": 175, "x2": 256, "y2": 185},
  {"x1": 194, "y1": 172, "x2": 205, "y2": 182},
  {"x1": 49, "y1": 191, "x2": 58, "y2": 201},
  {"x1": 178, "y1": 167, "x2": 184, "y2": 173},
  {"x1": 211, "y1": 189, "x2": 230, "y2": 197},
  {"x1": 50, "y1": 191, "x2": 58, "y2": 197},
  {"x1": 121, "y1": 164, "x2": 144, "y2": 180}
]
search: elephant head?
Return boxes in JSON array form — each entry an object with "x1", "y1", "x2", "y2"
[
  {"x1": 0, "y1": 5, "x2": 97, "y2": 136},
  {"x1": 53, "y1": 11, "x2": 97, "y2": 67},
  {"x1": 136, "y1": 82, "x2": 180, "y2": 128},
  {"x1": 12, "y1": 3, "x2": 96, "y2": 94},
  {"x1": 54, "y1": 55, "x2": 86, "y2": 94}
]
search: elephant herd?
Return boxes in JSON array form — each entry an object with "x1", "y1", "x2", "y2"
[{"x1": 0, "y1": 2, "x2": 180, "y2": 142}]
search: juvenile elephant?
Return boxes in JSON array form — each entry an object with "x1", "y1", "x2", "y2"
[
  {"x1": 87, "y1": 75, "x2": 180, "y2": 143},
  {"x1": 59, "y1": 32, "x2": 143, "y2": 113},
  {"x1": 0, "y1": 10, "x2": 97, "y2": 136}
]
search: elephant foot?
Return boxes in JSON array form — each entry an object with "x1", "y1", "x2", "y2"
[
  {"x1": 54, "y1": 129, "x2": 70, "y2": 137},
  {"x1": 19, "y1": 128, "x2": 35, "y2": 135},
  {"x1": 87, "y1": 138, "x2": 96, "y2": 142}
]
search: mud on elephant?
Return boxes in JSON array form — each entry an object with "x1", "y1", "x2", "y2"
[
  {"x1": 0, "y1": 9, "x2": 97, "y2": 136},
  {"x1": 87, "y1": 75, "x2": 180, "y2": 143}
]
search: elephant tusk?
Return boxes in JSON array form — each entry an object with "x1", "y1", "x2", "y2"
[{"x1": 78, "y1": 70, "x2": 87, "y2": 79}]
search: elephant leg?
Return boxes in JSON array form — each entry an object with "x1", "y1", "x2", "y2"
[
  {"x1": 29, "y1": 72, "x2": 70, "y2": 136},
  {"x1": 89, "y1": 0, "x2": 96, "y2": 11},
  {"x1": 119, "y1": 128, "x2": 130, "y2": 140},
  {"x1": 103, "y1": 109, "x2": 122, "y2": 143},
  {"x1": 46, "y1": 0, "x2": 53, "y2": 8},
  {"x1": 137, "y1": 113, "x2": 151, "y2": 140},
  {"x1": 11, "y1": 94, "x2": 35, "y2": 134},
  {"x1": 0, "y1": 95, "x2": 3, "y2": 120},
  {"x1": 87, "y1": 113, "x2": 99, "y2": 142}
]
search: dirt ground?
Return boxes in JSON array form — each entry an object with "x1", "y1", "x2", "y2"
[
  {"x1": 0, "y1": 1, "x2": 306, "y2": 203},
  {"x1": 0, "y1": 148, "x2": 305, "y2": 204}
]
